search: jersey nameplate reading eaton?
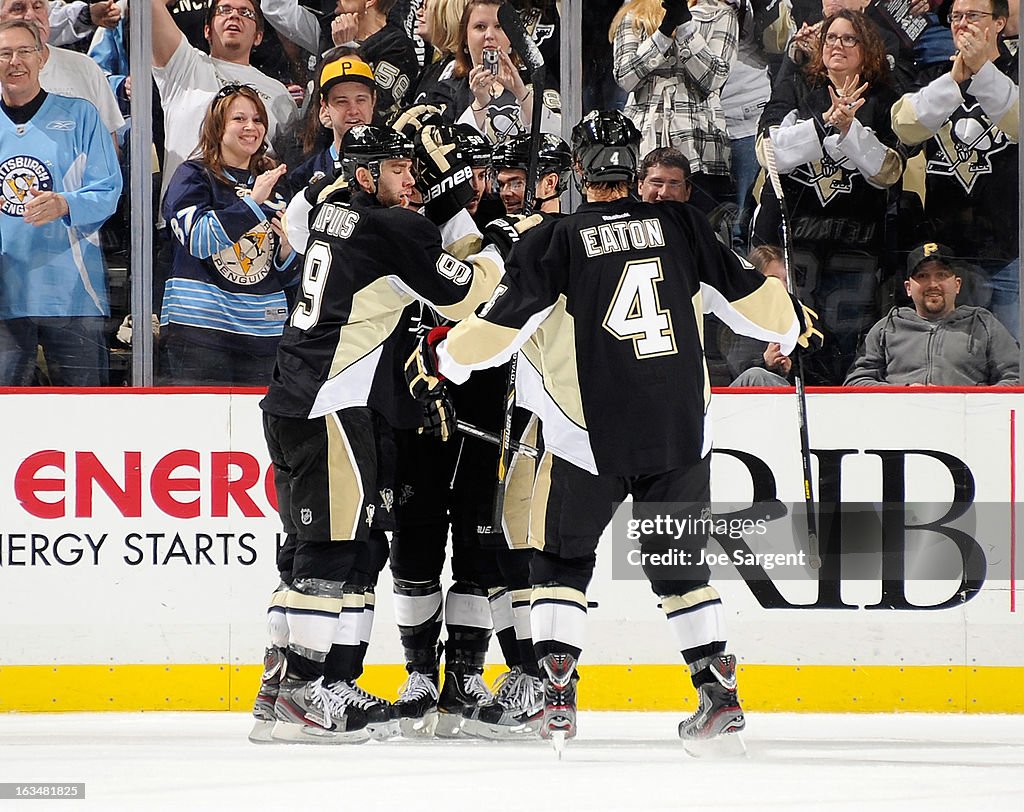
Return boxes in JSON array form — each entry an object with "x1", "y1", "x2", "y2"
[{"x1": 580, "y1": 218, "x2": 665, "y2": 258}]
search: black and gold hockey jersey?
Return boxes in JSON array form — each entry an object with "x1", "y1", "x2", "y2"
[
  {"x1": 437, "y1": 197, "x2": 800, "y2": 476},
  {"x1": 261, "y1": 187, "x2": 502, "y2": 427},
  {"x1": 891, "y1": 45, "x2": 1019, "y2": 263}
]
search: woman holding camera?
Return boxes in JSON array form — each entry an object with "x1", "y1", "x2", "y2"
[{"x1": 435, "y1": 0, "x2": 560, "y2": 142}]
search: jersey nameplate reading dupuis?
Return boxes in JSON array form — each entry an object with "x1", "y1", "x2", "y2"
[{"x1": 311, "y1": 203, "x2": 361, "y2": 240}]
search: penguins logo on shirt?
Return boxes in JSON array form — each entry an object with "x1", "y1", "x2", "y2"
[
  {"x1": 927, "y1": 101, "x2": 1011, "y2": 193},
  {"x1": 0, "y1": 156, "x2": 53, "y2": 217},
  {"x1": 211, "y1": 224, "x2": 274, "y2": 284},
  {"x1": 790, "y1": 152, "x2": 854, "y2": 206},
  {"x1": 488, "y1": 101, "x2": 525, "y2": 141}
]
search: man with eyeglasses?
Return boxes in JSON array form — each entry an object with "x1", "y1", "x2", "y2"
[
  {"x1": 638, "y1": 146, "x2": 691, "y2": 203},
  {"x1": 151, "y1": 0, "x2": 298, "y2": 235},
  {"x1": 891, "y1": 0, "x2": 1020, "y2": 339},
  {"x1": 0, "y1": 18, "x2": 121, "y2": 386},
  {"x1": 845, "y1": 242, "x2": 1019, "y2": 385},
  {"x1": 0, "y1": 0, "x2": 123, "y2": 144}
]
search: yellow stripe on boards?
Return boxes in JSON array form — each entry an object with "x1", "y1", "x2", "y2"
[{"x1": 1, "y1": 664, "x2": 1022, "y2": 713}]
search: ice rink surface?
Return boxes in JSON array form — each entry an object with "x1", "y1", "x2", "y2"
[{"x1": 3, "y1": 712, "x2": 1023, "y2": 811}]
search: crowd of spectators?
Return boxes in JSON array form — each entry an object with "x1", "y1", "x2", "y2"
[{"x1": 0, "y1": 0, "x2": 1017, "y2": 387}]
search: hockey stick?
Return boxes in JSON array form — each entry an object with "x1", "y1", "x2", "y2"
[
  {"x1": 761, "y1": 136, "x2": 821, "y2": 570},
  {"x1": 456, "y1": 419, "x2": 539, "y2": 459},
  {"x1": 489, "y1": 3, "x2": 546, "y2": 530}
]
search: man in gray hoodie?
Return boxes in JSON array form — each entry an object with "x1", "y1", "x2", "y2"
[{"x1": 845, "y1": 243, "x2": 1019, "y2": 386}]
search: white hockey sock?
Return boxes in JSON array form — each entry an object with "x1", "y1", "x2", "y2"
[
  {"x1": 359, "y1": 590, "x2": 375, "y2": 646},
  {"x1": 510, "y1": 588, "x2": 532, "y2": 643},
  {"x1": 285, "y1": 580, "x2": 344, "y2": 662},
  {"x1": 268, "y1": 586, "x2": 288, "y2": 648},
  {"x1": 333, "y1": 590, "x2": 366, "y2": 647},
  {"x1": 662, "y1": 586, "x2": 726, "y2": 656},
  {"x1": 531, "y1": 585, "x2": 588, "y2": 657},
  {"x1": 488, "y1": 587, "x2": 514, "y2": 637}
]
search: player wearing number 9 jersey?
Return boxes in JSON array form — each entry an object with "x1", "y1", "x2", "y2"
[
  {"x1": 417, "y1": 110, "x2": 813, "y2": 751},
  {"x1": 253, "y1": 124, "x2": 504, "y2": 745}
]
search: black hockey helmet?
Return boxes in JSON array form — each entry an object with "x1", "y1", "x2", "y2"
[
  {"x1": 492, "y1": 134, "x2": 573, "y2": 194},
  {"x1": 341, "y1": 124, "x2": 414, "y2": 184},
  {"x1": 452, "y1": 124, "x2": 492, "y2": 168},
  {"x1": 571, "y1": 110, "x2": 641, "y2": 183}
]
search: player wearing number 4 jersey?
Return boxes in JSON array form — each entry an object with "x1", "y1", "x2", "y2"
[
  {"x1": 252, "y1": 121, "x2": 502, "y2": 744},
  {"x1": 407, "y1": 110, "x2": 821, "y2": 754}
]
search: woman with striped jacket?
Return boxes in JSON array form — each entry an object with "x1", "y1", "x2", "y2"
[{"x1": 161, "y1": 85, "x2": 298, "y2": 386}]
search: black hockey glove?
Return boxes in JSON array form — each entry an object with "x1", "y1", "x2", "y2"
[
  {"x1": 481, "y1": 213, "x2": 545, "y2": 259},
  {"x1": 420, "y1": 389, "x2": 456, "y2": 442},
  {"x1": 405, "y1": 325, "x2": 451, "y2": 402},
  {"x1": 391, "y1": 103, "x2": 445, "y2": 138},
  {"x1": 659, "y1": 0, "x2": 692, "y2": 36},
  {"x1": 791, "y1": 295, "x2": 824, "y2": 352},
  {"x1": 414, "y1": 125, "x2": 475, "y2": 225}
]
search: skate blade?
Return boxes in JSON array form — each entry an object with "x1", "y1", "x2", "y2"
[
  {"x1": 468, "y1": 721, "x2": 540, "y2": 740},
  {"x1": 682, "y1": 731, "x2": 747, "y2": 759},
  {"x1": 367, "y1": 719, "x2": 401, "y2": 741},
  {"x1": 247, "y1": 719, "x2": 276, "y2": 744},
  {"x1": 434, "y1": 712, "x2": 467, "y2": 738},
  {"x1": 270, "y1": 721, "x2": 370, "y2": 745},
  {"x1": 550, "y1": 730, "x2": 567, "y2": 760},
  {"x1": 398, "y1": 710, "x2": 439, "y2": 739}
]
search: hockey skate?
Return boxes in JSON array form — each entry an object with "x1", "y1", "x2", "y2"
[
  {"x1": 248, "y1": 646, "x2": 285, "y2": 744},
  {"x1": 678, "y1": 654, "x2": 747, "y2": 759},
  {"x1": 539, "y1": 654, "x2": 579, "y2": 758},
  {"x1": 463, "y1": 666, "x2": 544, "y2": 740},
  {"x1": 271, "y1": 677, "x2": 370, "y2": 744},
  {"x1": 393, "y1": 671, "x2": 440, "y2": 738},
  {"x1": 436, "y1": 666, "x2": 492, "y2": 738},
  {"x1": 329, "y1": 680, "x2": 400, "y2": 741}
]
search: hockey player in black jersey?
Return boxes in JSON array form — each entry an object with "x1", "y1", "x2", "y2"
[
  {"x1": 254, "y1": 122, "x2": 503, "y2": 744},
  {"x1": 490, "y1": 131, "x2": 572, "y2": 216},
  {"x1": 460, "y1": 131, "x2": 574, "y2": 739},
  {"x1": 406, "y1": 110, "x2": 821, "y2": 752}
]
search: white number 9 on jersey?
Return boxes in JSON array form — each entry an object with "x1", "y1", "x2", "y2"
[
  {"x1": 291, "y1": 241, "x2": 332, "y2": 331},
  {"x1": 602, "y1": 258, "x2": 677, "y2": 358}
]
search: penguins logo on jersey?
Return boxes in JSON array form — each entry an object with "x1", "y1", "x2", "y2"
[
  {"x1": 927, "y1": 101, "x2": 1011, "y2": 193},
  {"x1": 211, "y1": 224, "x2": 274, "y2": 285},
  {"x1": 522, "y1": 7, "x2": 555, "y2": 46},
  {"x1": 488, "y1": 101, "x2": 525, "y2": 141},
  {"x1": 0, "y1": 156, "x2": 53, "y2": 217},
  {"x1": 790, "y1": 152, "x2": 854, "y2": 206}
]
